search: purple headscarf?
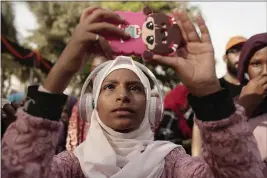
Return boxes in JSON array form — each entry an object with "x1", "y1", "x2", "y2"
[{"x1": 237, "y1": 33, "x2": 267, "y2": 84}]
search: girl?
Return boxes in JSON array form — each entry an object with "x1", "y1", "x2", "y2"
[{"x1": 1, "y1": 6, "x2": 265, "y2": 178}]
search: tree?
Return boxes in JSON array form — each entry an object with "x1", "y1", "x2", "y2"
[
  {"x1": 26, "y1": 1, "x2": 200, "y2": 96},
  {"x1": 1, "y1": 2, "x2": 17, "y2": 42},
  {"x1": 1, "y1": 2, "x2": 43, "y2": 97}
]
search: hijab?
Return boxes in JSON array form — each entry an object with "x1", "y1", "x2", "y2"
[
  {"x1": 238, "y1": 33, "x2": 267, "y2": 84},
  {"x1": 74, "y1": 56, "x2": 180, "y2": 178}
]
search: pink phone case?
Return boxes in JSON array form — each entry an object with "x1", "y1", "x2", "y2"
[{"x1": 105, "y1": 7, "x2": 183, "y2": 59}]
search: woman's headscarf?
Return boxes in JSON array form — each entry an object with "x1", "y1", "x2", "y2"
[
  {"x1": 237, "y1": 33, "x2": 267, "y2": 84},
  {"x1": 74, "y1": 56, "x2": 180, "y2": 178}
]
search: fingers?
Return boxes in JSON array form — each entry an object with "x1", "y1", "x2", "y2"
[
  {"x1": 186, "y1": 43, "x2": 214, "y2": 55},
  {"x1": 195, "y1": 14, "x2": 212, "y2": 43},
  {"x1": 176, "y1": 9, "x2": 201, "y2": 42},
  {"x1": 258, "y1": 74, "x2": 267, "y2": 86},
  {"x1": 11, "y1": 101, "x2": 20, "y2": 110},
  {"x1": 87, "y1": 22, "x2": 130, "y2": 39},
  {"x1": 1, "y1": 108, "x2": 7, "y2": 119},
  {"x1": 3, "y1": 104, "x2": 16, "y2": 116},
  {"x1": 173, "y1": 10, "x2": 189, "y2": 43},
  {"x1": 80, "y1": 5, "x2": 101, "y2": 23},
  {"x1": 252, "y1": 74, "x2": 267, "y2": 83},
  {"x1": 2, "y1": 104, "x2": 17, "y2": 122},
  {"x1": 85, "y1": 8, "x2": 125, "y2": 25},
  {"x1": 146, "y1": 54, "x2": 185, "y2": 73},
  {"x1": 98, "y1": 36, "x2": 113, "y2": 59}
]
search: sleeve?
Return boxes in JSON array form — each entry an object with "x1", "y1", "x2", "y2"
[
  {"x1": 188, "y1": 89, "x2": 266, "y2": 178},
  {"x1": 163, "y1": 89, "x2": 266, "y2": 178},
  {"x1": 1, "y1": 85, "x2": 84, "y2": 178}
]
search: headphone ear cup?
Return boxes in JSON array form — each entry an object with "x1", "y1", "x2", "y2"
[
  {"x1": 79, "y1": 93, "x2": 94, "y2": 123},
  {"x1": 149, "y1": 96, "x2": 163, "y2": 130}
]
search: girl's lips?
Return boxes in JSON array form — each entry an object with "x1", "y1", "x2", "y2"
[{"x1": 112, "y1": 107, "x2": 135, "y2": 114}]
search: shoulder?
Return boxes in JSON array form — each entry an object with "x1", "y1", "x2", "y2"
[
  {"x1": 164, "y1": 147, "x2": 200, "y2": 166},
  {"x1": 164, "y1": 147, "x2": 187, "y2": 164},
  {"x1": 52, "y1": 151, "x2": 84, "y2": 178},
  {"x1": 163, "y1": 147, "x2": 213, "y2": 178},
  {"x1": 53, "y1": 151, "x2": 80, "y2": 165}
]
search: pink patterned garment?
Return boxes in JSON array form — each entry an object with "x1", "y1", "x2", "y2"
[
  {"x1": 66, "y1": 103, "x2": 90, "y2": 152},
  {"x1": 1, "y1": 105, "x2": 266, "y2": 178}
]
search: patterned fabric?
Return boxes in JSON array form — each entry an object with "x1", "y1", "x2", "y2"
[
  {"x1": 66, "y1": 103, "x2": 90, "y2": 152},
  {"x1": 1, "y1": 105, "x2": 266, "y2": 178}
]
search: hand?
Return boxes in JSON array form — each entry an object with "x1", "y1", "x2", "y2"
[
  {"x1": 144, "y1": 10, "x2": 220, "y2": 97},
  {"x1": 44, "y1": 6, "x2": 130, "y2": 93},
  {"x1": 238, "y1": 74, "x2": 267, "y2": 117},
  {"x1": 1, "y1": 102, "x2": 21, "y2": 137},
  {"x1": 240, "y1": 74, "x2": 267, "y2": 97}
]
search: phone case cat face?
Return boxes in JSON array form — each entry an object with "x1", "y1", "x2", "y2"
[{"x1": 106, "y1": 7, "x2": 183, "y2": 59}]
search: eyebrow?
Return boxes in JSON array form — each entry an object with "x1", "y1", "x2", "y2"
[
  {"x1": 250, "y1": 58, "x2": 262, "y2": 62},
  {"x1": 103, "y1": 80, "x2": 143, "y2": 86}
]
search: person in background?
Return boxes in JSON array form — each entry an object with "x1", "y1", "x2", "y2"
[
  {"x1": 191, "y1": 36, "x2": 247, "y2": 156},
  {"x1": 66, "y1": 55, "x2": 108, "y2": 151},
  {"x1": 7, "y1": 92, "x2": 24, "y2": 104},
  {"x1": 237, "y1": 33, "x2": 267, "y2": 166},
  {"x1": 155, "y1": 85, "x2": 194, "y2": 154},
  {"x1": 220, "y1": 36, "x2": 247, "y2": 98}
]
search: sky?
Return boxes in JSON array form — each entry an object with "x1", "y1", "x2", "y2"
[
  {"x1": 189, "y1": 1, "x2": 267, "y2": 77},
  {"x1": 11, "y1": 1, "x2": 267, "y2": 78}
]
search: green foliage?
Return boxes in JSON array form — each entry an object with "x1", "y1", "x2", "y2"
[
  {"x1": 25, "y1": 1, "x2": 199, "y2": 95},
  {"x1": 1, "y1": 2, "x2": 44, "y2": 97},
  {"x1": 1, "y1": 1, "x2": 17, "y2": 41}
]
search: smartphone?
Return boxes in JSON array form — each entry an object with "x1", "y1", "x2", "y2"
[{"x1": 105, "y1": 7, "x2": 184, "y2": 59}]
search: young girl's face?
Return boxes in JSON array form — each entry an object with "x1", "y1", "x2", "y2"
[
  {"x1": 248, "y1": 46, "x2": 267, "y2": 79},
  {"x1": 97, "y1": 69, "x2": 147, "y2": 133}
]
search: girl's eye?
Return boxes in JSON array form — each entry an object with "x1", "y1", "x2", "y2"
[
  {"x1": 129, "y1": 85, "x2": 142, "y2": 92},
  {"x1": 103, "y1": 84, "x2": 115, "y2": 90},
  {"x1": 251, "y1": 62, "x2": 260, "y2": 67}
]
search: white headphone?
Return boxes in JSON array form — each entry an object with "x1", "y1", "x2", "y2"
[{"x1": 78, "y1": 59, "x2": 164, "y2": 128}]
